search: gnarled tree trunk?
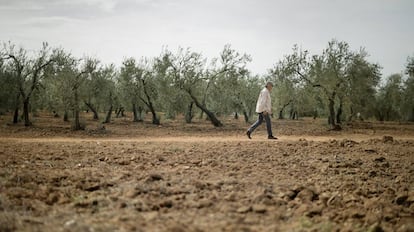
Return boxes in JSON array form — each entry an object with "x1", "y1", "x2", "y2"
[
  {"x1": 185, "y1": 102, "x2": 194, "y2": 123},
  {"x1": 328, "y1": 97, "x2": 341, "y2": 130},
  {"x1": 13, "y1": 107, "x2": 19, "y2": 124},
  {"x1": 243, "y1": 111, "x2": 249, "y2": 123},
  {"x1": 22, "y1": 99, "x2": 31, "y2": 127},
  {"x1": 13, "y1": 93, "x2": 20, "y2": 124},
  {"x1": 140, "y1": 80, "x2": 159, "y2": 125},
  {"x1": 72, "y1": 90, "x2": 84, "y2": 130},
  {"x1": 141, "y1": 97, "x2": 159, "y2": 125},
  {"x1": 279, "y1": 100, "x2": 292, "y2": 119},
  {"x1": 336, "y1": 99, "x2": 343, "y2": 125},
  {"x1": 116, "y1": 107, "x2": 125, "y2": 118},
  {"x1": 103, "y1": 105, "x2": 113, "y2": 124},
  {"x1": 188, "y1": 90, "x2": 222, "y2": 127},
  {"x1": 85, "y1": 101, "x2": 99, "y2": 120}
]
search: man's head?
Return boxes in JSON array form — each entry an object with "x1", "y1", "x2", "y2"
[{"x1": 266, "y1": 81, "x2": 273, "y2": 91}]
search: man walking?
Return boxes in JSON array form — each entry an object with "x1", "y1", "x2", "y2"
[{"x1": 246, "y1": 82, "x2": 277, "y2": 140}]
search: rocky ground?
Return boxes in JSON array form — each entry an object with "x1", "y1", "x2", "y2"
[{"x1": 0, "y1": 113, "x2": 413, "y2": 231}]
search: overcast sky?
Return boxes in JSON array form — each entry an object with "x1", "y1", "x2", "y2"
[{"x1": 1, "y1": 0, "x2": 413, "y2": 78}]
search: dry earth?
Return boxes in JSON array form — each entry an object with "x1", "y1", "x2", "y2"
[{"x1": 0, "y1": 113, "x2": 413, "y2": 232}]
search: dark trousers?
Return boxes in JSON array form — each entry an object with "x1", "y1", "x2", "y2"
[{"x1": 248, "y1": 113, "x2": 273, "y2": 137}]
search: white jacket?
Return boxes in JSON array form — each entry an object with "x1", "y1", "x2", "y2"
[{"x1": 255, "y1": 87, "x2": 272, "y2": 113}]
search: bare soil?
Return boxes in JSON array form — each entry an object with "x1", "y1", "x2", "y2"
[{"x1": 0, "y1": 113, "x2": 413, "y2": 232}]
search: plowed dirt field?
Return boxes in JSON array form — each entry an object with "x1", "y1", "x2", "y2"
[{"x1": 1, "y1": 114, "x2": 413, "y2": 231}]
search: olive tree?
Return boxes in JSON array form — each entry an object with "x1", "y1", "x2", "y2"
[
  {"x1": 118, "y1": 58, "x2": 144, "y2": 122},
  {"x1": 208, "y1": 45, "x2": 252, "y2": 120},
  {"x1": 80, "y1": 63, "x2": 118, "y2": 122},
  {"x1": 344, "y1": 51, "x2": 381, "y2": 121},
  {"x1": 138, "y1": 58, "x2": 161, "y2": 125},
  {"x1": 99, "y1": 64, "x2": 118, "y2": 124},
  {"x1": 268, "y1": 64, "x2": 297, "y2": 119},
  {"x1": 154, "y1": 53, "x2": 191, "y2": 120},
  {"x1": 0, "y1": 58, "x2": 19, "y2": 116},
  {"x1": 118, "y1": 57, "x2": 161, "y2": 125},
  {"x1": 1, "y1": 42, "x2": 56, "y2": 126},
  {"x1": 281, "y1": 40, "x2": 380, "y2": 129},
  {"x1": 401, "y1": 56, "x2": 414, "y2": 121},
  {"x1": 52, "y1": 51, "x2": 97, "y2": 130},
  {"x1": 164, "y1": 45, "x2": 251, "y2": 127},
  {"x1": 375, "y1": 74, "x2": 403, "y2": 121},
  {"x1": 402, "y1": 74, "x2": 414, "y2": 121},
  {"x1": 237, "y1": 75, "x2": 262, "y2": 123},
  {"x1": 164, "y1": 48, "x2": 224, "y2": 126}
]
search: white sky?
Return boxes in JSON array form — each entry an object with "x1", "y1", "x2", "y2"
[{"x1": 1, "y1": 0, "x2": 413, "y2": 78}]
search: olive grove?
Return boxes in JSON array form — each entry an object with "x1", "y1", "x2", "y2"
[{"x1": 1, "y1": 41, "x2": 413, "y2": 130}]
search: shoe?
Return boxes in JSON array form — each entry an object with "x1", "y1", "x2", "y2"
[
  {"x1": 268, "y1": 136, "x2": 278, "y2": 140},
  {"x1": 246, "y1": 131, "x2": 252, "y2": 139}
]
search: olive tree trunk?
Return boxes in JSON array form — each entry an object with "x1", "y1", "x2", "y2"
[
  {"x1": 185, "y1": 102, "x2": 194, "y2": 123},
  {"x1": 188, "y1": 90, "x2": 222, "y2": 127},
  {"x1": 103, "y1": 105, "x2": 113, "y2": 124},
  {"x1": 85, "y1": 101, "x2": 99, "y2": 120}
]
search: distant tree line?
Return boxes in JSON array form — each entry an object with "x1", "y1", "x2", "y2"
[{"x1": 0, "y1": 40, "x2": 413, "y2": 130}]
